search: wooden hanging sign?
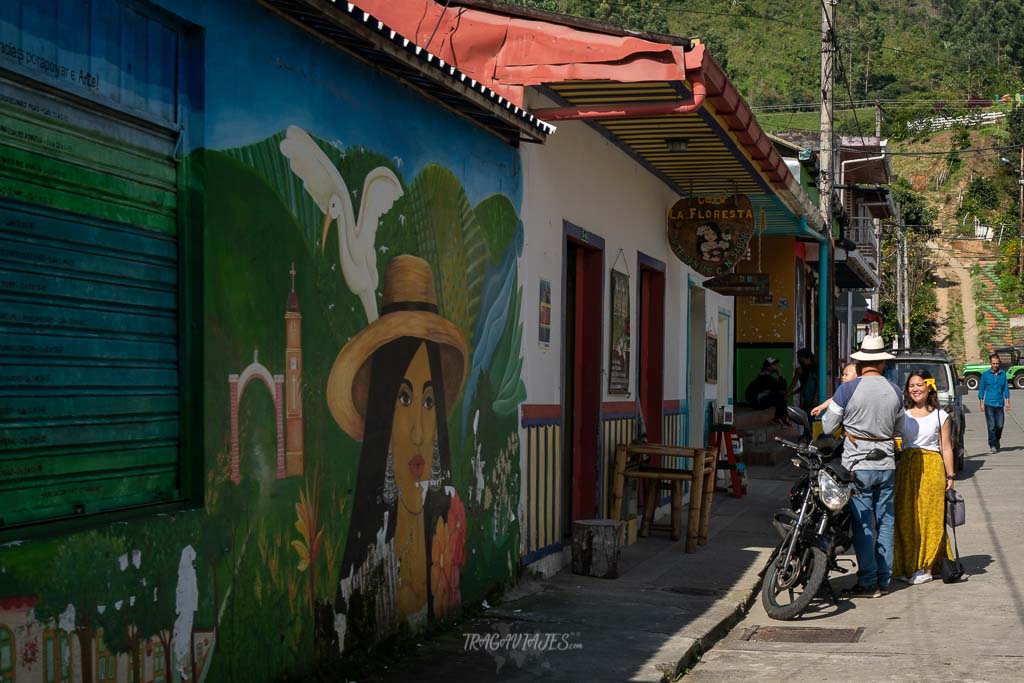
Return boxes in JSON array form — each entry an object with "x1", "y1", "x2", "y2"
[
  {"x1": 666, "y1": 194, "x2": 756, "y2": 276},
  {"x1": 702, "y1": 272, "x2": 770, "y2": 297}
]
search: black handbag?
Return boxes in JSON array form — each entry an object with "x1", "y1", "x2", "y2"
[
  {"x1": 945, "y1": 489, "x2": 966, "y2": 527},
  {"x1": 942, "y1": 489, "x2": 966, "y2": 583}
]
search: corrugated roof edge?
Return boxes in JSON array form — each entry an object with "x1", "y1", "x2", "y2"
[{"x1": 332, "y1": 0, "x2": 557, "y2": 136}]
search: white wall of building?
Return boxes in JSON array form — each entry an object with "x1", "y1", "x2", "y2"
[{"x1": 518, "y1": 91, "x2": 734, "y2": 413}]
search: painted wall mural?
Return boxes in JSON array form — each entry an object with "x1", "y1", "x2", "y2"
[
  {"x1": 1, "y1": 117, "x2": 526, "y2": 681},
  {"x1": 1, "y1": 0, "x2": 527, "y2": 679},
  {"x1": 4, "y1": 74, "x2": 523, "y2": 683},
  {"x1": 205, "y1": 123, "x2": 526, "y2": 671}
]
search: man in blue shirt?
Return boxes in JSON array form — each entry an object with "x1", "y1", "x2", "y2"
[{"x1": 978, "y1": 353, "x2": 1011, "y2": 453}]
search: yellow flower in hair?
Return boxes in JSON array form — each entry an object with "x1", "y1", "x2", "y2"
[{"x1": 924, "y1": 377, "x2": 937, "y2": 392}]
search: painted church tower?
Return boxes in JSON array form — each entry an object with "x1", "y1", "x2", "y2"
[{"x1": 285, "y1": 263, "x2": 304, "y2": 477}]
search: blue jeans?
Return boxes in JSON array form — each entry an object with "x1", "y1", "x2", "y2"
[
  {"x1": 850, "y1": 469, "x2": 895, "y2": 588},
  {"x1": 984, "y1": 406, "x2": 1005, "y2": 449}
]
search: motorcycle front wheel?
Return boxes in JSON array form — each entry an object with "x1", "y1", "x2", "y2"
[{"x1": 761, "y1": 542, "x2": 827, "y2": 620}]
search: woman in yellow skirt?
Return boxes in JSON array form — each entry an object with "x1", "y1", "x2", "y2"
[{"x1": 893, "y1": 370, "x2": 956, "y2": 584}]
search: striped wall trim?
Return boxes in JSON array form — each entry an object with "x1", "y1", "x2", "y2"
[
  {"x1": 521, "y1": 542, "x2": 563, "y2": 567},
  {"x1": 522, "y1": 422, "x2": 562, "y2": 557},
  {"x1": 663, "y1": 399, "x2": 683, "y2": 415},
  {"x1": 521, "y1": 403, "x2": 561, "y2": 427}
]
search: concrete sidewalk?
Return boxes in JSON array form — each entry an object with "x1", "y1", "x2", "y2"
[
  {"x1": 365, "y1": 463, "x2": 798, "y2": 682},
  {"x1": 686, "y1": 401, "x2": 1024, "y2": 681}
]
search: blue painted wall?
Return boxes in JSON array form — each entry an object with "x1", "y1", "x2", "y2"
[{"x1": 0, "y1": 1, "x2": 526, "y2": 681}]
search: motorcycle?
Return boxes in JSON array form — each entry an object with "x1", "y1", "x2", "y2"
[{"x1": 760, "y1": 434, "x2": 887, "y2": 620}]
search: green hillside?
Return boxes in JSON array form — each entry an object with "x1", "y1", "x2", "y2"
[
  {"x1": 503, "y1": 0, "x2": 1024, "y2": 352},
  {"x1": 505, "y1": 0, "x2": 1024, "y2": 122}
]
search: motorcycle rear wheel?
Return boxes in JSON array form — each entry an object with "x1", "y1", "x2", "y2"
[{"x1": 761, "y1": 543, "x2": 827, "y2": 620}]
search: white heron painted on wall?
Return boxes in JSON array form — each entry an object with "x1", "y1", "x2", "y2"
[{"x1": 279, "y1": 125, "x2": 403, "y2": 322}]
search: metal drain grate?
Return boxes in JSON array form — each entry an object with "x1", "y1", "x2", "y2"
[{"x1": 740, "y1": 626, "x2": 864, "y2": 643}]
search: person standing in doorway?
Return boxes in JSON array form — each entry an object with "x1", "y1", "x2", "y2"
[
  {"x1": 821, "y1": 336, "x2": 904, "y2": 598},
  {"x1": 978, "y1": 353, "x2": 1010, "y2": 453},
  {"x1": 790, "y1": 348, "x2": 818, "y2": 415}
]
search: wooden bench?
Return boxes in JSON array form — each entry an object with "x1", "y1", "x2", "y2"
[{"x1": 608, "y1": 442, "x2": 716, "y2": 553}]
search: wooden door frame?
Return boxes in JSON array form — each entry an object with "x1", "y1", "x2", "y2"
[
  {"x1": 636, "y1": 251, "x2": 666, "y2": 445},
  {"x1": 561, "y1": 221, "x2": 605, "y2": 524}
]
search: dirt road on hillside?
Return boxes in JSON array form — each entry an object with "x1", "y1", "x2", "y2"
[{"x1": 929, "y1": 240, "x2": 981, "y2": 361}]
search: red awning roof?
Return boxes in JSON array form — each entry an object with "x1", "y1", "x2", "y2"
[
  {"x1": 350, "y1": 0, "x2": 822, "y2": 231},
  {"x1": 352, "y1": 0, "x2": 690, "y2": 107}
]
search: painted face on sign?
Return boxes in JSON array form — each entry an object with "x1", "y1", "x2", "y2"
[{"x1": 390, "y1": 342, "x2": 437, "y2": 514}]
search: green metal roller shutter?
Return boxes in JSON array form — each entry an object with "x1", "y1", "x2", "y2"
[{"x1": 0, "y1": 75, "x2": 184, "y2": 529}]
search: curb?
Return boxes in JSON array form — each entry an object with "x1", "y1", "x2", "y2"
[{"x1": 671, "y1": 572, "x2": 764, "y2": 680}]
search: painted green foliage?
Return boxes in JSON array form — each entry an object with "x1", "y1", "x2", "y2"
[
  {"x1": 204, "y1": 129, "x2": 526, "y2": 675},
  {"x1": 0, "y1": 129, "x2": 525, "y2": 682}
]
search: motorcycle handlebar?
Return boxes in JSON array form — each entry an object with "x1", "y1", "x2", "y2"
[
  {"x1": 774, "y1": 436, "x2": 823, "y2": 462},
  {"x1": 774, "y1": 436, "x2": 802, "y2": 450}
]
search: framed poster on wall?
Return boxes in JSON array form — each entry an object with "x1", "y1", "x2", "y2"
[
  {"x1": 608, "y1": 269, "x2": 630, "y2": 394},
  {"x1": 705, "y1": 331, "x2": 718, "y2": 383}
]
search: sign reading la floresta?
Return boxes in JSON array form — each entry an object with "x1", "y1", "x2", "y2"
[{"x1": 666, "y1": 194, "x2": 755, "y2": 276}]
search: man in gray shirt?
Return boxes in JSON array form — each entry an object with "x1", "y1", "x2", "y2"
[{"x1": 821, "y1": 336, "x2": 904, "y2": 597}]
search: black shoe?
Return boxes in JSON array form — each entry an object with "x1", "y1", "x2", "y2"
[
  {"x1": 878, "y1": 584, "x2": 892, "y2": 596},
  {"x1": 845, "y1": 584, "x2": 880, "y2": 598}
]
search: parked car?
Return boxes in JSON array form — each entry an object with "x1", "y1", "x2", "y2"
[
  {"x1": 883, "y1": 348, "x2": 967, "y2": 472},
  {"x1": 962, "y1": 345, "x2": 1024, "y2": 391}
]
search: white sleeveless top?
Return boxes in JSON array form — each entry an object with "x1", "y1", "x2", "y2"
[{"x1": 901, "y1": 408, "x2": 948, "y2": 452}]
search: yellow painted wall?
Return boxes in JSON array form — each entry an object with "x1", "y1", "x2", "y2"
[{"x1": 735, "y1": 237, "x2": 796, "y2": 344}]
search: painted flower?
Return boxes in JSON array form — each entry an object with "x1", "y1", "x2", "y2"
[
  {"x1": 447, "y1": 493, "x2": 467, "y2": 569},
  {"x1": 21, "y1": 639, "x2": 39, "y2": 669},
  {"x1": 430, "y1": 517, "x2": 459, "y2": 616}
]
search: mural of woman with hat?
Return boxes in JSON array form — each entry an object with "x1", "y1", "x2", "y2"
[{"x1": 327, "y1": 255, "x2": 468, "y2": 650}]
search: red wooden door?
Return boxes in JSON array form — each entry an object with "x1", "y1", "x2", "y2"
[
  {"x1": 639, "y1": 267, "x2": 665, "y2": 444},
  {"x1": 566, "y1": 240, "x2": 603, "y2": 522}
]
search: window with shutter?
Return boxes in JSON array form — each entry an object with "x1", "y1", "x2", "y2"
[{"x1": 0, "y1": 0, "x2": 202, "y2": 533}]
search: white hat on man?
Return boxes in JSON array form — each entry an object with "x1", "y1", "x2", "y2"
[{"x1": 850, "y1": 334, "x2": 896, "y2": 361}]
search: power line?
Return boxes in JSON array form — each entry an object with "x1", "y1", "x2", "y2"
[
  {"x1": 818, "y1": 0, "x2": 872, "y2": 148},
  {"x1": 753, "y1": 99, "x2": 1014, "y2": 112}
]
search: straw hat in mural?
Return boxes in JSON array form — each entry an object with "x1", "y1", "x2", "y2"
[
  {"x1": 850, "y1": 334, "x2": 896, "y2": 361},
  {"x1": 326, "y1": 255, "x2": 468, "y2": 442}
]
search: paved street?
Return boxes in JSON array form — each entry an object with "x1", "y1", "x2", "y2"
[{"x1": 688, "y1": 399, "x2": 1024, "y2": 681}]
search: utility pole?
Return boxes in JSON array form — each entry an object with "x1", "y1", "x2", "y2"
[
  {"x1": 902, "y1": 223, "x2": 911, "y2": 348},
  {"x1": 1018, "y1": 144, "x2": 1023, "y2": 277},
  {"x1": 817, "y1": 0, "x2": 836, "y2": 400},
  {"x1": 875, "y1": 100, "x2": 882, "y2": 138},
  {"x1": 897, "y1": 224, "x2": 905, "y2": 348},
  {"x1": 819, "y1": 0, "x2": 835, "y2": 228}
]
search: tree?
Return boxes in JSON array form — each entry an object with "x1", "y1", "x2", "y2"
[
  {"x1": 890, "y1": 176, "x2": 938, "y2": 234},
  {"x1": 99, "y1": 558, "x2": 146, "y2": 683},
  {"x1": 34, "y1": 532, "x2": 126, "y2": 683},
  {"x1": 504, "y1": 0, "x2": 670, "y2": 34},
  {"x1": 136, "y1": 521, "x2": 201, "y2": 681},
  {"x1": 877, "y1": 229, "x2": 937, "y2": 347},
  {"x1": 1008, "y1": 104, "x2": 1024, "y2": 176}
]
